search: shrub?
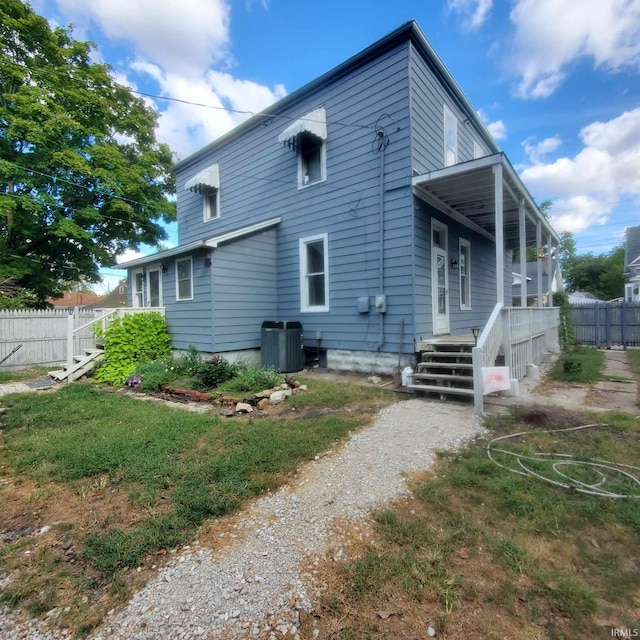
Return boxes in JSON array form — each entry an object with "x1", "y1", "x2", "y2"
[
  {"x1": 196, "y1": 357, "x2": 238, "y2": 389},
  {"x1": 126, "y1": 361, "x2": 180, "y2": 393},
  {"x1": 219, "y1": 365, "x2": 282, "y2": 394},
  {"x1": 178, "y1": 345, "x2": 203, "y2": 377},
  {"x1": 95, "y1": 313, "x2": 171, "y2": 386}
]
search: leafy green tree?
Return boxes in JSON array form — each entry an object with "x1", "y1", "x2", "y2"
[
  {"x1": 564, "y1": 245, "x2": 625, "y2": 301},
  {"x1": 0, "y1": 0, "x2": 176, "y2": 307}
]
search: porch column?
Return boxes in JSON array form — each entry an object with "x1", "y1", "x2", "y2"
[
  {"x1": 536, "y1": 220, "x2": 543, "y2": 307},
  {"x1": 519, "y1": 199, "x2": 527, "y2": 307},
  {"x1": 494, "y1": 163, "x2": 504, "y2": 304},
  {"x1": 547, "y1": 232, "x2": 554, "y2": 307}
]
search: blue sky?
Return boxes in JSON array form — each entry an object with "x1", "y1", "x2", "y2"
[{"x1": 35, "y1": 0, "x2": 640, "y2": 292}]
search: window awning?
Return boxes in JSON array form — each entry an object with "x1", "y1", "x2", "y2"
[
  {"x1": 184, "y1": 164, "x2": 219, "y2": 192},
  {"x1": 277, "y1": 107, "x2": 327, "y2": 145}
]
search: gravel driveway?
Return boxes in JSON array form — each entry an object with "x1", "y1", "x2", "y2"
[{"x1": 1, "y1": 397, "x2": 484, "y2": 640}]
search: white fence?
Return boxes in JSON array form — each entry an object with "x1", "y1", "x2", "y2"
[{"x1": 0, "y1": 307, "x2": 165, "y2": 371}]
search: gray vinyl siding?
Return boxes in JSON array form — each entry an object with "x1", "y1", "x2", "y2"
[
  {"x1": 176, "y1": 42, "x2": 415, "y2": 357},
  {"x1": 409, "y1": 42, "x2": 490, "y2": 174},
  {"x1": 212, "y1": 230, "x2": 277, "y2": 352},
  {"x1": 413, "y1": 198, "x2": 500, "y2": 342},
  {"x1": 162, "y1": 248, "x2": 214, "y2": 352}
]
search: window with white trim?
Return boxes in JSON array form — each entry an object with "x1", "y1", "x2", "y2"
[
  {"x1": 298, "y1": 132, "x2": 326, "y2": 187},
  {"x1": 133, "y1": 270, "x2": 144, "y2": 307},
  {"x1": 459, "y1": 239, "x2": 471, "y2": 309},
  {"x1": 300, "y1": 234, "x2": 329, "y2": 312},
  {"x1": 444, "y1": 105, "x2": 458, "y2": 167},
  {"x1": 473, "y1": 141, "x2": 483, "y2": 159},
  {"x1": 203, "y1": 186, "x2": 219, "y2": 221},
  {"x1": 176, "y1": 257, "x2": 193, "y2": 301}
]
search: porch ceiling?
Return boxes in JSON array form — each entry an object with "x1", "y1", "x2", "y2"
[{"x1": 412, "y1": 153, "x2": 559, "y2": 248}]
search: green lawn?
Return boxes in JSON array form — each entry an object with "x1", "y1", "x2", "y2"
[{"x1": 0, "y1": 379, "x2": 394, "y2": 634}]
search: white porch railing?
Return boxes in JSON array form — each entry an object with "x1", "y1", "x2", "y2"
[
  {"x1": 66, "y1": 307, "x2": 165, "y2": 377},
  {"x1": 473, "y1": 304, "x2": 560, "y2": 413}
]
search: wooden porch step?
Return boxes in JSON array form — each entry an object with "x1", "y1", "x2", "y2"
[
  {"x1": 422, "y1": 350, "x2": 472, "y2": 358},
  {"x1": 406, "y1": 383, "x2": 475, "y2": 397},
  {"x1": 417, "y1": 361, "x2": 473, "y2": 370},
  {"x1": 413, "y1": 373, "x2": 473, "y2": 383}
]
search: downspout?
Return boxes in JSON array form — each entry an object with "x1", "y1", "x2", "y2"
[{"x1": 378, "y1": 136, "x2": 386, "y2": 349}]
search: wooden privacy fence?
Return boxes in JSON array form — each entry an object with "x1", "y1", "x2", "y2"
[
  {"x1": 569, "y1": 302, "x2": 640, "y2": 348},
  {"x1": 0, "y1": 307, "x2": 166, "y2": 371},
  {"x1": 0, "y1": 308, "x2": 95, "y2": 370}
]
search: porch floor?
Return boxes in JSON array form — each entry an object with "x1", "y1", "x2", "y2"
[{"x1": 416, "y1": 334, "x2": 477, "y2": 351}]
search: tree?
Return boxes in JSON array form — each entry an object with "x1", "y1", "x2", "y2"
[
  {"x1": 0, "y1": 0, "x2": 175, "y2": 308},
  {"x1": 564, "y1": 245, "x2": 625, "y2": 301}
]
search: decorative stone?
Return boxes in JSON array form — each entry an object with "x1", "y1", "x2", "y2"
[
  {"x1": 220, "y1": 409, "x2": 235, "y2": 417},
  {"x1": 235, "y1": 403, "x2": 253, "y2": 413},
  {"x1": 257, "y1": 398, "x2": 270, "y2": 410},
  {"x1": 298, "y1": 385, "x2": 308, "y2": 392},
  {"x1": 368, "y1": 376, "x2": 382, "y2": 384},
  {"x1": 269, "y1": 390, "x2": 286, "y2": 405}
]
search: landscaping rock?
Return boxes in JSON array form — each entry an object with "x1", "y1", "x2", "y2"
[
  {"x1": 269, "y1": 390, "x2": 287, "y2": 405},
  {"x1": 257, "y1": 398, "x2": 270, "y2": 411},
  {"x1": 220, "y1": 409, "x2": 235, "y2": 418},
  {"x1": 235, "y1": 403, "x2": 253, "y2": 414},
  {"x1": 367, "y1": 376, "x2": 382, "y2": 385}
]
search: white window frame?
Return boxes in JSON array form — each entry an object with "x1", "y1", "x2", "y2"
[
  {"x1": 146, "y1": 264, "x2": 163, "y2": 308},
  {"x1": 299, "y1": 233, "x2": 329, "y2": 312},
  {"x1": 459, "y1": 238, "x2": 471, "y2": 310},
  {"x1": 203, "y1": 186, "x2": 220, "y2": 222},
  {"x1": 473, "y1": 140, "x2": 483, "y2": 159},
  {"x1": 132, "y1": 269, "x2": 144, "y2": 308},
  {"x1": 297, "y1": 133, "x2": 326, "y2": 189},
  {"x1": 444, "y1": 105, "x2": 458, "y2": 167},
  {"x1": 175, "y1": 257, "x2": 193, "y2": 301}
]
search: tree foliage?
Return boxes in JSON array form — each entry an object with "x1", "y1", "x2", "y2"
[
  {"x1": 564, "y1": 245, "x2": 625, "y2": 301},
  {"x1": 0, "y1": 0, "x2": 176, "y2": 307}
]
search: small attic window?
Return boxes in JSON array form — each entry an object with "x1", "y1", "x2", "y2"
[
  {"x1": 278, "y1": 107, "x2": 327, "y2": 188},
  {"x1": 185, "y1": 164, "x2": 220, "y2": 221}
]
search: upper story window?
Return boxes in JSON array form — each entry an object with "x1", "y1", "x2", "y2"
[
  {"x1": 444, "y1": 105, "x2": 457, "y2": 167},
  {"x1": 459, "y1": 238, "x2": 471, "y2": 310},
  {"x1": 473, "y1": 141, "x2": 483, "y2": 159},
  {"x1": 299, "y1": 233, "x2": 329, "y2": 312},
  {"x1": 176, "y1": 257, "x2": 193, "y2": 301},
  {"x1": 185, "y1": 164, "x2": 220, "y2": 222},
  {"x1": 278, "y1": 107, "x2": 327, "y2": 188}
]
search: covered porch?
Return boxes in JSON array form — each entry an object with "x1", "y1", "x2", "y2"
[{"x1": 411, "y1": 153, "x2": 561, "y2": 412}]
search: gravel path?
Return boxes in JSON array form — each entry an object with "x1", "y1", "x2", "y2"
[{"x1": 1, "y1": 398, "x2": 484, "y2": 640}]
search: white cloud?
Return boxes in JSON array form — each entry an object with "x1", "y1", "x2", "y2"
[
  {"x1": 522, "y1": 135, "x2": 562, "y2": 163},
  {"x1": 508, "y1": 0, "x2": 640, "y2": 98},
  {"x1": 56, "y1": 0, "x2": 231, "y2": 78},
  {"x1": 477, "y1": 108, "x2": 507, "y2": 140},
  {"x1": 131, "y1": 64, "x2": 286, "y2": 157},
  {"x1": 448, "y1": 0, "x2": 493, "y2": 29},
  {"x1": 520, "y1": 108, "x2": 640, "y2": 232}
]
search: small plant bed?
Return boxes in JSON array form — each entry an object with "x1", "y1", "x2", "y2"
[
  {"x1": 0, "y1": 379, "x2": 394, "y2": 636},
  {"x1": 302, "y1": 404, "x2": 640, "y2": 639},
  {"x1": 549, "y1": 346, "x2": 604, "y2": 383}
]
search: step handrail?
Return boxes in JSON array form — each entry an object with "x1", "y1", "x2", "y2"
[{"x1": 472, "y1": 302, "x2": 504, "y2": 413}]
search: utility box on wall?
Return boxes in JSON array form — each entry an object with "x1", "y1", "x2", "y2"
[{"x1": 260, "y1": 321, "x2": 304, "y2": 372}]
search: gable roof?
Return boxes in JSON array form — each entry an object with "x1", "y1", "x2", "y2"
[
  {"x1": 512, "y1": 260, "x2": 560, "y2": 297},
  {"x1": 173, "y1": 21, "x2": 499, "y2": 173},
  {"x1": 625, "y1": 226, "x2": 640, "y2": 269},
  {"x1": 48, "y1": 291, "x2": 105, "y2": 308}
]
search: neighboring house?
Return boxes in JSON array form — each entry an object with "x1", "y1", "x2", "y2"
[
  {"x1": 89, "y1": 280, "x2": 128, "y2": 308},
  {"x1": 48, "y1": 291, "x2": 105, "y2": 309},
  {"x1": 568, "y1": 291, "x2": 602, "y2": 305},
  {"x1": 512, "y1": 260, "x2": 563, "y2": 307},
  {"x1": 624, "y1": 226, "x2": 640, "y2": 302},
  {"x1": 120, "y1": 21, "x2": 559, "y2": 375}
]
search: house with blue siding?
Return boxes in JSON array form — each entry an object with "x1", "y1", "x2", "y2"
[{"x1": 120, "y1": 21, "x2": 560, "y2": 405}]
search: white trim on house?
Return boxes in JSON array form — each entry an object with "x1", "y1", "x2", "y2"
[
  {"x1": 205, "y1": 217, "x2": 282, "y2": 248},
  {"x1": 459, "y1": 237, "x2": 471, "y2": 310},
  {"x1": 146, "y1": 264, "x2": 163, "y2": 308},
  {"x1": 132, "y1": 269, "x2": 144, "y2": 308},
  {"x1": 299, "y1": 232, "x2": 329, "y2": 313},
  {"x1": 443, "y1": 104, "x2": 457, "y2": 167},
  {"x1": 175, "y1": 257, "x2": 193, "y2": 301}
]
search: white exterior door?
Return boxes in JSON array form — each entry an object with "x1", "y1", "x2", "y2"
[
  {"x1": 432, "y1": 222, "x2": 450, "y2": 335},
  {"x1": 147, "y1": 267, "x2": 162, "y2": 307}
]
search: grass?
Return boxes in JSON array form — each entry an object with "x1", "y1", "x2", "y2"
[
  {"x1": 304, "y1": 405, "x2": 640, "y2": 639},
  {"x1": 0, "y1": 378, "x2": 394, "y2": 635},
  {"x1": 548, "y1": 346, "x2": 604, "y2": 383},
  {"x1": 0, "y1": 366, "x2": 50, "y2": 384}
]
